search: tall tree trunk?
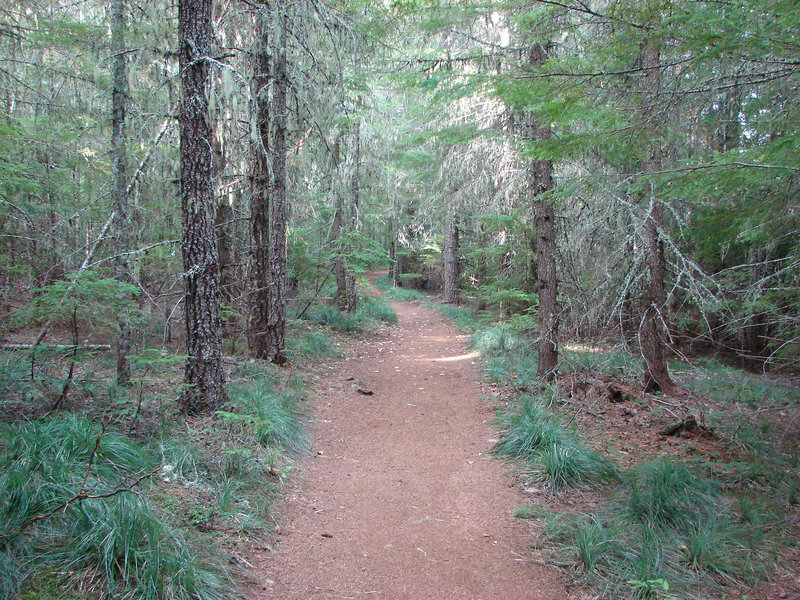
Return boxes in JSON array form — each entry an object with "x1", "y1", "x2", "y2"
[
  {"x1": 534, "y1": 191, "x2": 558, "y2": 381},
  {"x1": 268, "y1": 2, "x2": 288, "y2": 363},
  {"x1": 215, "y1": 199, "x2": 232, "y2": 304},
  {"x1": 344, "y1": 120, "x2": 360, "y2": 313},
  {"x1": 111, "y1": 0, "x2": 131, "y2": 387},
  {"x1": 524, "y1": 43, "x2": 559, "y2": 382},
  {"x1": 443, "y1": 199, "x2": 459, "y2": 303},
  {"x1": 248, "y1": 12, "x2": 273, "y2": 360},
  {"x1": 639, "y1": 37, "x2": 675, "y2": 394},
  {"x1": 331, "y1": 133, "x2": 348, "y2": 310},
  {"x1": 178, "y1": 0, "x2": 227, "y2": 413}
]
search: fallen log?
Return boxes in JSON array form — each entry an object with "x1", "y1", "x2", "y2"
[{"x1": 1, "y1": 344, "x2": 111, "y2": 352}]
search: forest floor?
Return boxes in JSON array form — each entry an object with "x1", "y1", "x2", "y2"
[{"x1": 246, "y1": 271, "x2": 573, "y2": 600}]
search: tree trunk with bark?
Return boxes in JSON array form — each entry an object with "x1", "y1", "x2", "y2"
[
  {"x1": 344, "y1": 120, "x2": 360, "y2": 313},
  {"x1": 178, "y1": 0, "x2": 227, "y2": 413},
  {"x1": 111, "y1": 0, "x2": 131, "y2": 387},
  {"x1": 331, "y1": 133, "x2": 349, "y2": 311},
  {"x1": 443, "y1": 200, "x2": 459, "y2": 304},
  {"x1": 639, "y1": 37, "x2": 675, "y2": 394},
  {"x1": 267, "y1": 3, "x2": 288, "y2": 363},
  {"x1": 248, "y1": 13, "x2": 274, "y2": 360},
  {"x1": 524, "y1": 43, "x2": 559, "y2": 382}
]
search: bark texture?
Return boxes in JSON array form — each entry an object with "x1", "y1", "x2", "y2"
[
  {"x1": 524, "y1": 43, "x2": 559, "y2": 382},
  {"x1": 331, "y1": 133, "x2": 348, "y2": 311},
  {"x1": 268, "y1": 5, "x2": 288, "y2": 363},
  {"x1": 639, "y1": 37, "x2": 675, "y2": 394},
  {"x1": 344, "y1": 120, "x2": 360, "y2": 313},
  {"x1": 111, "y1": 0, "x2": 131, "y2": 387},
  {"x1": 179, "y1": 0, "x2": 227, "y2": 413},
  {"x1": 443, "y1": 201, "x2": 460, "y2": 304},
  {"x1": 247, "y1": 8, "x2": 288, "y2": 364},
  {"x1": 249, "y1": 14, "x2": 273, "y2": 360}
]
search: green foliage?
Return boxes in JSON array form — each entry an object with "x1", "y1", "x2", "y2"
[
  {"x1": 432, "y1": 303, "x2": 483, "y2": 332},
  {"x1": 493, "y1": 395, "x2": 618, "y2": 492},
  {"x1": 561, "y1": 346, "x2": 641, "y2": 379},
  {"x1": 619, "y1": 461, "x2": 719, "y2": 530},
  {"x1": 13, "y1": 270, "x2": 140, "y2": 332},
  {"x1": 681, "y1": 359, "x2": 796, "y2": 409},
  {"x1": 285, "y1": 327, "x2": 338, "y2": 360},
  {"x1": 373, "y1": 273, "x2": 428, "y2": 301},
  {"x1": 538, "y1": 459, "x2": 781, "y2": 598},
  {"x1": 60, "y1": 495, "x2": 228, "y2": 600},
  {"x1": 225, "y1": 377, "x2": 309, "y2": 455},
  {"x1": 303, "y1": 294, "x2": 397, "y2": 333},
  {"x1": 472, "y1": 324, "x2": 523, "y2": 356},
  {"x1": 0, "y1": 415, "x2": 230, "y2": 600},
  {"x1": 330, "y1": 230, "x2": 390, "y2": 274}
]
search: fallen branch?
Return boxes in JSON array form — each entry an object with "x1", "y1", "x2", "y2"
[
  {"x1": 19, "y1": 421, "x2": 160, "y2": 533},
  {"x1": 2, "y1": 344, "x2": 111, "y2": 352}
]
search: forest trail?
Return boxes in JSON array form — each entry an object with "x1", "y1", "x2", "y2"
[{"x1": 248, "y1": 272, "x2": 569, "y2": 600}]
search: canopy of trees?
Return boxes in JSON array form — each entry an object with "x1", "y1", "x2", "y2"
[{"x1": 1, "y1": 0, "x2": 797, "y2": 401}]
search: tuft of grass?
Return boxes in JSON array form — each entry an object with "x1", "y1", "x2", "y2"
[
  {"x1": 472, "y1": 324, "x2": 522, "y2": 355},
  {"x1": 303, "y1": 295, "x2": 397, "y2": 333},
  {"x1": 225, "y1": 377, "x2": 309, "y2": 455},
  {"x1": 385, "y1": 286, "x2": 427, "y2": 301},
  {"x1": 573, "y1": 517, "x2": 624, "y2": 577},
  {"x1": 512, "y1": 503, "x2": 553, "y2": 520},
  {"x1": 494, "y1": 395, "x2": 618, "y2": 492},
  {"x1": 431, "y1": 303, "x2": 483, "y2": 332},
  {"x1": 681, "y1": 358, "x2": 797, "y2": 409},
  {"x1": 619, "y1": 460, "x2": 719, "y2": 530},
  {"x1": 539, "y1": 459, "x2": 781, "y2": 598},
  {"x1": 360, "y1": 295, "x2": 398, "y2": 324},
  {"x1": 285, "y1": 327, "x2": 337, "y2": 360},
  {"x1": 560, "y1": 345, "x2": 641, "y2": 379},
  {"x1": 374, "y1": 273, "x2": 428, "y2": 301},
  {"x1": 0, "y1": 415, "x2": 231, "y2": 600},
  {"x1": 61, "y1": 494, "x2": 229, "y2": 600}
]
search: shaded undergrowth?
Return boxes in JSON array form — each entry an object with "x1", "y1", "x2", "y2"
[
  {"x1": 0, "y1": 274, "x2": 400, "y2": 600},
  {"x1": 372, "y1": 273, "x2": 429, "y2": 302},
  {"x1": 300, "y1": 292, "x2": 397, "y2": 332},
  {"x1": 0, "y1": 361, "x2": 309, "y2": 600},
  {"x1": 436, "y1": 301, "x2": 798, "y2": 599}
]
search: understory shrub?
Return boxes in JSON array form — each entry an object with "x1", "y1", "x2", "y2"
[
  {"x1": 0, "y1": 414, "x2": 230, "y2": 600},
  {"x1": 303, "y1": 294, "x2": 397, "y2": 332}
]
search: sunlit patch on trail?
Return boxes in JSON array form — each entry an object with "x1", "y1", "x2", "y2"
[{"x1": 430, "y1": 351, "x2": 480, "y2": 362}]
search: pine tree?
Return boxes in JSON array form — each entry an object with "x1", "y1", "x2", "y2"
[{"x1": 178, "y1": 0, "x2": 227, "y2": 413}]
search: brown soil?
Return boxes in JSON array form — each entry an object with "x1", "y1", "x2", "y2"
[{"x1": 247, "y1": 274, "x2": 571, "y2": 600}]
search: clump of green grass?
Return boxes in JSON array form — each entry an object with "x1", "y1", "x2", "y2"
[
  {"x1": 384, "y1": 286, "x2": 428, "y2": 301},
  {"x1": 224, "y1": 376, "x2": 309, "y2": 456},
  {"x1": 682, "y1": 358, "x2": 797, "y2": 408},
  {"x1": 561, "y1": 345, "x2": 641, "y2": 379},
  {"x1": 619, "y1": 461, "x2": 719, "y2": 530},
  {"x1": 472, "y1": 324, "x2": 522, "y2": 355},
  {"x1": 532, "y1": 459, "x2": 781, "y2": 598},
  {"x1": 285, "y1": 327, "x2": 337, "y2": 360},
  {"x1": 432, "y1": 303, "x2": 483, "y2": 332},
  {"x1": 0, "y1": 414, "x2": 230, "y2": 600},
  {"x1": 373, "y1": 273, "x2": 428, "y2": 301},
  {"x1": 303, "y1": 295, "x2": 397, "y2": 333},
  {"x1": 360, "y1": 295, "x2": 398, "y2": 324},
  {"x1": 494, "y1": 395, "x2": 618, "y2": 492}
]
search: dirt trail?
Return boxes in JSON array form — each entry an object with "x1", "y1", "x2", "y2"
[{"x1": 249, "y1": 275, "x2": 569, "y2": 600}]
